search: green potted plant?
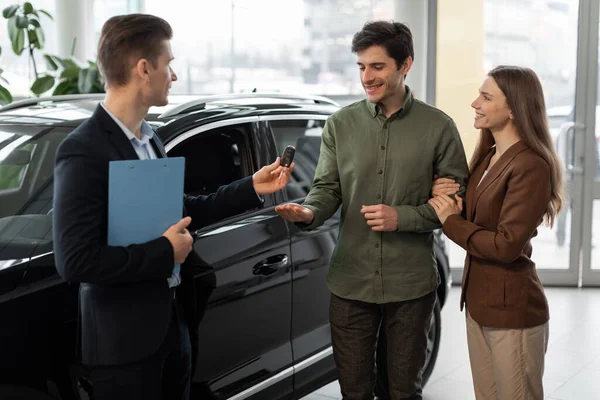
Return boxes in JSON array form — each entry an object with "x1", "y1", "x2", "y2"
[
  {"x1": 1, "y1": 2, "x2": 105, "y2": 101},
  {"x1": 3, "y1": 2, "x2": 54, "y2": 95},
  {"x1": 0, "y1": 46, "x2": 12, "y2": 104}
]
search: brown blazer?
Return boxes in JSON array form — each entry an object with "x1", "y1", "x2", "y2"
[{"x1": 443, "y1": 141, "x2": 550, "y2": 329}]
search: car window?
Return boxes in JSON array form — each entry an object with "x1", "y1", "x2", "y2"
[
  {"x1": 0, "y1": 127, "x2": 68, "y2": 218},
  {"x1": 0, "y1": 126, "x2": 70, "y2": 263},
  {"x1": 269, "y1": 118, "x2": 325, "y2": 200},
  {"x1": 167, "y1": 123, "x2": 252, "y2": 198}
]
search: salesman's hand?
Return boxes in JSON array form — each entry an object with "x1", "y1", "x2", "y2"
[
  {"x1": 253, "y1": 157, "x2": 295, "y2": 196},
  {"x1": 275, "y1": 203, "x2": 315, "y2": 225},
  {"x1": 162, "y1": 217, "x2": 194, "y2": 265},
  {"x1": 361, "y1": 204, "x2": 398, "y2": 231}
]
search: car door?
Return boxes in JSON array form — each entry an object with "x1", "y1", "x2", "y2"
[
  {"x1": 165, "y1": 120, "x2": 293, "y2": 400},
  {"x1": 0, "y1": 125, "x2": 80, "y2": 398},
  {"x1": 265, "y1": 116, "x2": 339, "y2": 396}
]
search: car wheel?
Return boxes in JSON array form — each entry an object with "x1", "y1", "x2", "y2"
[
  {"x1": 0, "y1": 385, "x2": 57, "y2": 400},
  {"x1": 374, "y1": 296, "x2": 442, "y2": 399}
]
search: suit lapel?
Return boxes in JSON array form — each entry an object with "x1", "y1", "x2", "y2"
[
  {"x1": 94, "y1": 105, "x2": 139, "y2": 160},
  {"x1": 150, "y1": 134, "x2": 168, "y2": 158},
  {"x1": 471, "y1": 141, "x2": 529, "y2": 219}
]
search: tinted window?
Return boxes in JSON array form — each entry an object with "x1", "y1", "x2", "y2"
[
  {"x1": 270, "y1": 119, "x2": 325, "y2": 200},
  {"x1": 0, "y1": 126, "x2": 69, "y2": 263},
  {"x1": 168, "y1": 123, "x2": 255, "y2": 202},
  {"x1": 0, "y1": 126, "x2": 68, "y2": 218}
]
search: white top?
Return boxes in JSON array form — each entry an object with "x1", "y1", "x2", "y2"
[{"x1": 478, "y1": 170, "x2": 489, "y2": 187}]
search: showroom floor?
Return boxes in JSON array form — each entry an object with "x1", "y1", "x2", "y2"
[{"x1": 302, "y1": 287, "x2": 600, "y2": 400}]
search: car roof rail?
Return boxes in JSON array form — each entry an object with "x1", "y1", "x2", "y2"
[
  {"x1": 158, "y1": 92, "x2": 340, "y2": 119},
  {"x1": 0, "y1": 94, "x2": 106, "y2": 113}
]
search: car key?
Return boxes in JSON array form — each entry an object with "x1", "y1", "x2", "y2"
[{"x1": 280, "y1": 145, "x2": 296, "y2": 167}]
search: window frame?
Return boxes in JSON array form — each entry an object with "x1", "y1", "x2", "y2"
[
  {"x1": 164, "y1": 117, "x2": 267, "y2": 231},
  {"x1": 262, "y1": 114, "x2": 329, "y2": 203}
]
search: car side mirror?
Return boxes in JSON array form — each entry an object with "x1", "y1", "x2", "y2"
[{"x1": 1, "y1": 149, "x2": 32, "y2": 166}]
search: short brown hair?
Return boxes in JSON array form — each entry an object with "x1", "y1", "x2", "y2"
[
  {"x1": 351, "y1": 21, "x2": 414, "y2": 70},
  {"x1": 97, "y1": 14, "x2": 173, "y2": 86}
]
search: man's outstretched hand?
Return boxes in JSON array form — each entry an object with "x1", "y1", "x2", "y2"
[{"x1": 275, "y1": 203, "x2": 314, "y2": 225}]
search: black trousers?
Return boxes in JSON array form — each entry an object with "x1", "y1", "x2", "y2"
[
  {"x1": 89, "y1": 298, "x2": 192, "y2": 400},
  {"x1": 329, "y1": 290, "x2": 436, "y2": 400}
]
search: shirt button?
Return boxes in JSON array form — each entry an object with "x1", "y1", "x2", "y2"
[
  {"x1": 375, "y1": 243, "x2": 380, "y2": 248},
  {"x1": 381, "y1": 146, "x2": 385, "y2": 150},
  {"x1": 377, "y1": 194, "x2": 382, "y2": 199},
  {"x1": 375, "y1": 270, "x2": 380, "y2": 275},
  {"x1": 378, "y1": 170, "x2": 383, "y2": 174}
]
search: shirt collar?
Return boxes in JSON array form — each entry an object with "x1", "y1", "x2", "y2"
[
  {"x1": 367, "y1": 85, "x2": 414, "y2": 118},
  {"x1": 100, "y1": 102, "x2": 155, "y2": 145}
]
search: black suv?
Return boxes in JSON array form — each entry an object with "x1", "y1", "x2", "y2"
[{"x1": 0, "y1": 93, "x2": 451, "y2": 400}]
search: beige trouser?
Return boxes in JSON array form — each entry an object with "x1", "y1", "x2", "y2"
[{"x1": 466, "y1": 310, "x2": 549, "y2": 400}]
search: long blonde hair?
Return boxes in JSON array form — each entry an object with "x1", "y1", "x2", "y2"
[{"x1": 469, "y1": 65, "x2": 564, "y2": 226}]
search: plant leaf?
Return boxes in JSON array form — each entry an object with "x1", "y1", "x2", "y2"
[
  {"x1": 38, "y1": 9, "x2": 53, "y2": 21},
  {"x1": 23, "y1": 2, "x2": 33, "y2": 15},
  {"x1": 44, "y1": 54, "x2": 61, "y2": 71},
  {"x1": 77, "y1": 69, "x2": 87, "y2": 93},
  {"x1": 31, "y1": 75, "x2": 55, "y2": 95},
  {"x1": 60, "y1": 65, "x2": 80, "y2": 79},
  {"x1": 30, "y1": 18, "x2": 40, "y2": 28},
  {"x1": 12, "y1": 29, "x2": 25, "y2": 55},
  {"x1": 16, "y1": 15, "x2": 29, "y2": 29},
  {"x1": 2, "y1": 5, "x2": 19, "y2": 19},
  {"x1": 53, "y1": 80, "x2": 78, "y2": 95},
  {"x1": 0, "y1": 84, "x2": 13, "y2": 105},
  {"x1": 79, "y1": 67, "x2": 99, "y2": 93},
  {"x1": 34, "y1": 27, "x2": 44, "y2": 49},
  {"x1": 27, "y1": 29, "x2": 38, "y2": 48},
  {"x1": 8, "y1": 17, "x2": 18, "y2": 43},
  {"x1": 62, "y1": 58, "x2": 78, "y2": 69}
]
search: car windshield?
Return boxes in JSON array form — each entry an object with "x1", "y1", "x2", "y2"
[{"x1": 0, "y1": 126, "x2": 70, "y2": 262}]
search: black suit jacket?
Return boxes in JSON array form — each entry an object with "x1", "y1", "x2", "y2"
[{"x1": 53, "y1": 105, "x2": 262, "y2": 366}]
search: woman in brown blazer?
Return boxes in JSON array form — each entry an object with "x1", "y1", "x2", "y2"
[{"x1": 429, "y1": 65, "x2": 564, "y2": 400}]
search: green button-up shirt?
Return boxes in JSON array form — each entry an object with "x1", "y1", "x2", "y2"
[{"x1": 302, "y1": 87, "x2": 468, "y2": 303}]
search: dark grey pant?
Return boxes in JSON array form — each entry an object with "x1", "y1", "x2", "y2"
[{"x1": 329, "y1": 291, "x2": 436, "y2": 400}]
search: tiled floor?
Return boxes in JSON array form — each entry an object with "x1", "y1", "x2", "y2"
[{"x1": 302, "y1": 287, "x2": 600, "y2": 400}]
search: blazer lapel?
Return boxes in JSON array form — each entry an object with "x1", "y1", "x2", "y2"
[
  {"x1": 466, "y1": 151, "x2": 492, "y2": 221},
  {"x1": 471, "y1": 141, "x2": 529, "y2": 217},
  {"x1": 94, "y1": 105, "x2": 139, "y2": 161}
]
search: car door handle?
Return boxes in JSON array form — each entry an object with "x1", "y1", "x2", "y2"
[{"x1": 252, "y1": 255, "x2": 289, "y2": 276}]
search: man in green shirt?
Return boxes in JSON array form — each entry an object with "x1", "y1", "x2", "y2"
[{"x1": 276, "y1": 21, "x2": 468, "y2": 399}]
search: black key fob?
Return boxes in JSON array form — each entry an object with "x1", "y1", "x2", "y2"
[{"x1": 280, "y1": 145, "x2": 296, "y2": 167}]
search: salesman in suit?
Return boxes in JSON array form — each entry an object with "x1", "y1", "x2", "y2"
[{"x1": 52, "y1": 14, "x2": 293, "y2": 400}]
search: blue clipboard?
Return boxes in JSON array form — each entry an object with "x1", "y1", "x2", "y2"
[{"x1": 107, "y1": 157, "x2": 185, "y2": 273}]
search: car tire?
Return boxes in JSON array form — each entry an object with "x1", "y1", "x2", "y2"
[
  {"x1": 374, "y1": 296, "x2": 442, "y2": 400},
  {"x1": 0, "y1": 385, "x2": 57, "y2": 400}
]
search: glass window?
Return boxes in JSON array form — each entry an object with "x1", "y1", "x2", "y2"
[
  {"x1": 0, "y1": 126, "x2": 68, "y2": 264},
  {"x1": 167, "y1": 124, "x2": 249, "y2": 196},
  {"x1": 0, "y1": 126, "x2": 68, "y2": 218},
  {"x1": 437, "y1": 0, "x2": 579, "y2": 271},
  {"x1": 93, "y1": 0, "x2": 141, "y2": 48},
  {"x1": 269, "y1": 118, "x2": 325, "y2": 200},
  {"x1": 140, "y1": 0, "x2": 391, "y2": 97}
]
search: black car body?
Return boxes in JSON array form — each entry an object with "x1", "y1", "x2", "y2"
[{"x1": 0, "y1": 93, "x2": 452, "y2": 400}]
